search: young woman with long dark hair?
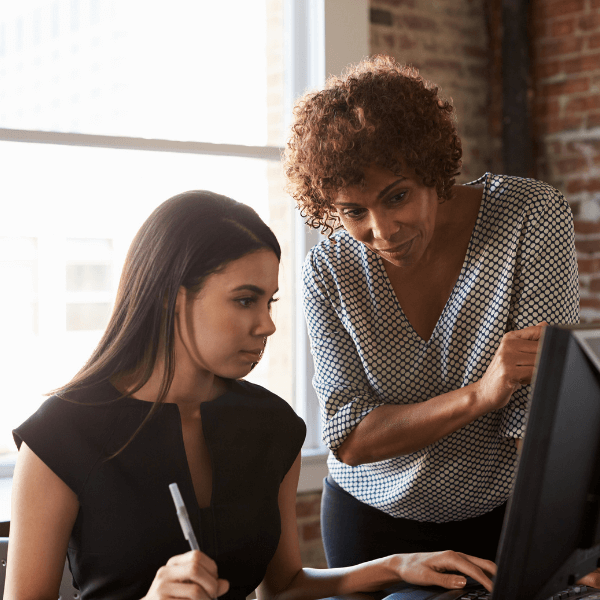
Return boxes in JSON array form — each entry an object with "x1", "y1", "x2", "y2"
[{"x1": 5, "y1": 190, "x2": 495, "y2": 600}]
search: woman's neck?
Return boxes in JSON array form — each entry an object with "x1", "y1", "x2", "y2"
[{"x1": 112, "y1": 362, "x2": 228, "y2": 419}]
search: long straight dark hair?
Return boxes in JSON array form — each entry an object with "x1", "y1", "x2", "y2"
[{"x1": 54, "y1": 190, "x2": 281, "y2": 442}]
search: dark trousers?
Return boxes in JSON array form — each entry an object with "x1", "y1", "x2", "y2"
[{"x1": 321, "y1": 475, "x2": 506, "y2": 568}]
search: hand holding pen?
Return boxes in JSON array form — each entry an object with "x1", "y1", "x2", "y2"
[
  {"x1": 141, "y1": 483, "x2": 229, "y2": 600},
  {"x1": 169, "y1": 483, "x2": 200, "y2": 551}
]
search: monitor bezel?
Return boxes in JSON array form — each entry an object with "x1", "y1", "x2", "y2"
[{"x1": 493, "y1": 323, "x2": 600, "y2": 600}]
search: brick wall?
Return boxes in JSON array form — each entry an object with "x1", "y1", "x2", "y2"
[
  {"x1": 530, "y1": 0, "x2": 600, "y2": 322},
  {"x1": 370, "y1": 0, "x2": 497, "y2": 181},
  {"x1": 297, "y1": 491, "x2": 327, "y2": 568}
]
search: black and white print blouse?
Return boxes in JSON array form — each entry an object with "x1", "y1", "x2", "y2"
[{"x1": 302, "y1": 174, "x2": 579, "y2": 523}]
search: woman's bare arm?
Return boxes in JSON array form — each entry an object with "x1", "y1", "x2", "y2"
[
  {"x1": 257, "y1": 454, "x2": 496, "y2": 600},
  {"x1": 338, "y1": 325, "x2": 544, "y2": 466},
  {"x1": 4, "y1": 442, "x2": 79, "y2": 600}
]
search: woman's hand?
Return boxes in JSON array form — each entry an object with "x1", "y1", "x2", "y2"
[
  {"x1": 142, "y1": 550, "x2": 229, "y2": 600},
  {"x1": 392, "y1": 550, "x2": 497, "y2": 592},
  {"x1": 474, "y1": 322, "x2": 547, "y2": 413}
]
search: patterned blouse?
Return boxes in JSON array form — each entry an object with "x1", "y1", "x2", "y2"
[{"x1": 302, "y1": 174, "x2": 579, "y2": 522}]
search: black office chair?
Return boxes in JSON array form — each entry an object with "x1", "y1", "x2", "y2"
[{"x1": 0, "y1": 537, "x2": 79, "y2": 599}]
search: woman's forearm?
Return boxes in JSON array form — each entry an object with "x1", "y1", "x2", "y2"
[
  {"x1": 268, "y1": 551, "x2": 495, "y2": 600},
  {"x1": 336, "y1": 324, "x2": 544, "y2": 466},
  {"x1": 337, "y1": 381, "x2": 486, "y2": 466},
  {"x1": 271, "y1": 557, "x2": 399, "y2": 600}
]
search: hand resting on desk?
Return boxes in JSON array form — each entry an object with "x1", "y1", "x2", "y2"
[{"x1": 390, "y1": 551, "x2": 496, "y2": 593}]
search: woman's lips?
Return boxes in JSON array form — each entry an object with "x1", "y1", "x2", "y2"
[
  {"x1": 374, "y1": 238, "x2": 414, "y2": 260},
  {"x1": 240, "y1": 349, "x2": 264, "y2": 359}
]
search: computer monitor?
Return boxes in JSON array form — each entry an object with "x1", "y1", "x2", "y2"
[{"x1": 493, "y1": 323, "x2": 600, "y2": 600}]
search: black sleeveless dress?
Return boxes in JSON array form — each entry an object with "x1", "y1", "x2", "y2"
[{"x1": 13, "y1": 379, "x2": 306, "y2": 600}]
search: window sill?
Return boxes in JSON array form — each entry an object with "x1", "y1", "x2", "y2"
[{"x1": 298, "y1": 449, "x2": 329, "y2": 493}]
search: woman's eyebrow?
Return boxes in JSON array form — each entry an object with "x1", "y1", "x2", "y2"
[
  {"x1": 334, "y1": 178, "x2": 407, "y2": 206},
  {"x1": 377, "y1": 178, "x2": 406, "y2": 200},
  {"x1": 231, "y1": 284, "x2": 279, "y2": 295}
]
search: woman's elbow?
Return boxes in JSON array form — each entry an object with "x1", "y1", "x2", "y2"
[{"x1": 336, "y1": 438, "x2": 365, "y2": 466}]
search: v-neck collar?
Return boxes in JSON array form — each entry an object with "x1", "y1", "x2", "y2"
[{"x1": 370, "y1": 173, "x2": 489, "y2": 344}]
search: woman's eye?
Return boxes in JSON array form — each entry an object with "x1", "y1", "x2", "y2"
[
  {"x1": 237, "y1": 297, "x2": 255, "y2": 307},
  {"x1": 389, "y1": 191, "x2": 406, "y2": 204},
  {"x1": 342, "y1": 208, "x2": 365, "y2": 219}
]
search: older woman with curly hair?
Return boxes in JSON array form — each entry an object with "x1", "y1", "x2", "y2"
[{"x1": 284, "y1": 56, "x2": 579, "y2": 568}]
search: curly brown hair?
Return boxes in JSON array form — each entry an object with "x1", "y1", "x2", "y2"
[{"x1": 283, "y1": 55, "x2": 462, "y2": 236}]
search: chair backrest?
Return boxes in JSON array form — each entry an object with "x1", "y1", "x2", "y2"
[{"x1": 0, "y1": 537, "x2": 80, "y2": 599}]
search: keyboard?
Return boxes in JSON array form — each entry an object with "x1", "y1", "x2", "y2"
[
  {"x1": 455, "y1": 584, "x2": 599, "y2": 600},
  {"x1": 380, "y1": 583, "x2": 600, "y2": 600}
]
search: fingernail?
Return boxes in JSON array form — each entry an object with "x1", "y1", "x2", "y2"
[{"x1": 456, "y1": 578, "x2": 466, "y2": 587}]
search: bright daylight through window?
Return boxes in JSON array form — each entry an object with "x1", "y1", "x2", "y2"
[{"x1": 0, "y1": 0, "x2": 295, "y2": 456}]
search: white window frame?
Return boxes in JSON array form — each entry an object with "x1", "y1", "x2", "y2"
[
  {"x1": 287, "y1": 0, "x2": 369, "y2": 491},
  {"x1": 0, "y1": 0, "x2": 370, "y2": 498}
]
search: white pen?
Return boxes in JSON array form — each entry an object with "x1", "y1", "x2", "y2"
[{"x1": 169, "y1": 482, "x2": 200, "y2": 551}]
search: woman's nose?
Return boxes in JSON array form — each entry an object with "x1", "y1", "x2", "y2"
[
  {"x1": 370, "y1": 212, "x2": 398, "y2": 242},
  {"x1": 256, "y1": 309, "x2": 276, "y2": 338}
]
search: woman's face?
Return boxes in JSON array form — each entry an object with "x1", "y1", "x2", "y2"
[
  {"x1": 174, "y1": 249, "x2": 279, "y2": 380},
  {"x1": 332, "y1": 164, "x2": 439, "y2": 268}
]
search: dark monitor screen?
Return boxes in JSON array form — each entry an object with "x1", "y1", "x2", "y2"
[{"x1": 493, "y1": 323, "x2": 600, "y2": 600}]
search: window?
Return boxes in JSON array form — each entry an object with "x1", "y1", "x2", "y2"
[
  {"x1": 0, "y1": 0, "x2": 370, "y2": 493},
  {"x1": 0, "y1": 0, "x2": 292, "y2": 455}
]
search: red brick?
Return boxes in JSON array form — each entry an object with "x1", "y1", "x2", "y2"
[
  {"x1": 563, "y1": 53, "x2": 600, "y2": 74},
  {"x1": 580, "y1": 297, "x2": 600, "y2": 309},
  {"x1": 531, "y1": 17, "x2": 549, "y2": 40},
  {"x1": 576, "y1": 237, "x2": 600, "y2": 253},
  {"x1": 541, "y1": 77, "x2": 589, "y2": 96},
  {"x1": 296, "y1": 498, "x2": 321, "y2": 518},
  {"x1": 422, "y1": 40, "x2": 440, "y2": 53},
  {"x1": 539, "y1": 37, "x2": 584, "y2": 57},
  {"x1": 400, "y1": 15, "x2": 437, "y2": 30},
  {"x1": 566, "y1": 140, "x2": 600, "y2": 153},
  {"x1": 539, "y1": 115, "x2": 583, "y2": 134},
  {"x1": 381, "y1": 33, "x2": 396, "y2": 49},
  {"x1": 593, "y1": 0, "x2": 600, "y2": 7},
  {"x1": 468, "y1": 64, "x2": 487, "y2": 79},
  {"x1": 464, "y1": 45, "x2": 487, "y2": 59},
  {"x1": 537, "y1": 0, "x2": 585, "y2": 19},
  {"x1": 565, "y1": 95, "x2": 600, "y2": 112},
  {"x1": 534, "y1": 60, "x2": 562, "y2": 79},
  {"x1": 577, "y1": 258, "x2": 600, "y2": 273},
  {"x1": 459, "y1": 26, "x2": 481, "y2": 39},
  {"x1": 589, "y1": 112, "x2": 600, "y2": 128},
  {"x1": 549, "y1": 140, "x2": 564, "y2": 156},
  {"x1": 555, "y1": 156, "x2": 588, "y2": 173},
  {"x1": 590, "y1": 33, "x2": 600, "y2": 50},
  {"x1": 398, "y1": 34, "x2": 417, "y2": 50},
  {"x1": 576, "y1": 221, "x2": 600, "y2": 234},
  {"x1": 578, "y1": 13, "x2": 600, "y2": 31},
  {"x1": 301, "y1": 522, "x2": 321, "y2": 541},
  {"x1": 533, "y1": 97, "x2": 560, "y2": 118},
  {"x1": 551, "y1": 17, "x2": 576, "y2": 37},
  {"x1": 423, "y1": 59, "x2": 464, "y2": 74},
  {"x1": 590, "y1": 277, "x2": 600, "y2": 292},
  {"x1": 568, "y1": 178, "x2": 600, "y2": 193},
  {"x1": 374, "y1": 0, "x2": 416, "y2": 6}
]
